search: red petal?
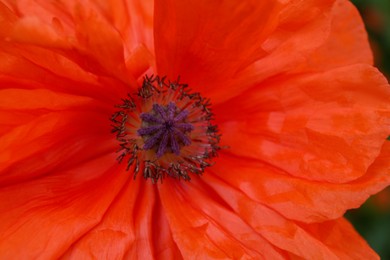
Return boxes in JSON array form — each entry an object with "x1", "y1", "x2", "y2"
[
  {"x1": 158, "y1": 178, "x2": 286, "y2": 259},
  {"x1": 154, "y1": 0, "x2": 336, "y2": 103},
  {"x1": 0, "y1": 110, "x2": 115, "y2": 186},
  {"x1": 0, "y1": 154, "x2": 128, "y2": 259},
  {"x1": 300, "y1": 218, "x2": 379, "y2": 259},
  {"x1": 62, "y1": 180, "x2": 182, "y2": 259},
  {"x1": 211, "y1": 140, "x2": 390, "y2": 223},
  {"x1": 299, "y1": 0, "x2": 373, "y2": 70},
  {"x1": 0, "y1": 0, "x2": 143, "y2": 97},
  {"x1": 199, "y1": 172, "x2": 378, "y2": 258},
  {"x1": 0, "y1": 88, "x2": 93, "y2": 110},
  {"x1": 217, "y1": 64, "x2": 390, "y2": 183},
  {"x1": 238, "y1": 0, "x2": 373, "y2": 90}
]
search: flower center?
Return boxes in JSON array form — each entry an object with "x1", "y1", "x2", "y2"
[{"x1": 111, "y1": 76, "x2": 221, "y2": 182}]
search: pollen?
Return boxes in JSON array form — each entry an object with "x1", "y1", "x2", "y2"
[{"x1": 111, "y1": 76, "x2": 221, "y2": 182}]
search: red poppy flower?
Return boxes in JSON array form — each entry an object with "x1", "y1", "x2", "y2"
[{"x1": 1, "y1": 0, "x2": 390, "y2": 259}]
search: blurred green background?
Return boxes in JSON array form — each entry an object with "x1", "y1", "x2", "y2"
[{"x1": 348, "y1": 1, "x2": 390, "y2": 259}]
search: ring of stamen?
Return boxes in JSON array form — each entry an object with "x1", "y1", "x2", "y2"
[{"x1": 111, "y1": 75, "x2": 221, "y2": 183}]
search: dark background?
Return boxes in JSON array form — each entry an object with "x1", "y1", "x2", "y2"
[{"x1": 348, "y1": 1, "x2": 390, "y2": 259}]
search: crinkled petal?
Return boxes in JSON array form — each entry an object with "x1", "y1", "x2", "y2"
[
  {"x1": 2, "y1": 0, "x2": 126, "y2": 77},
  {"x1": 211, "y1": 140, "x2": 390, "y2": 223},
  {"x1": 238, "y1": 0, "x2": 373, "y2": 88},
  {"x1": 216, "y1": 64, "x2": 390, "y2": 183},
  {"x1": 300, "y1": 218, "x2": 379, "y2": 259},
  {"x1": 0, "y1": 0, "x2": 153, "y2": 100},
  {"x1": 0, "y1": 154, "x2": 128, "y2": 259},
  {"x1": 61, "y1": 179, "x2": 181, "y2": 259},
  {"x1": 199, "y1": 172, "x2": 378, "y2": 259},
  {"x1": 89, "y1": 0, "x2": 154, "y2": 57},
  {"x1": 0, "y1": 53, "x2": 124, "y2": 103},
  {"x1": 0, "y1": 88, "x2": 96, "y2": 135},
  {"x1": 0, "y1": 88, "x2": 93, "y2": 110},
  {"x1": 298, "y1": 0, "x2": 373, "y2": 70},
  {"x1": 0, "y1": 109, "x2": 115, "y2": 186},
  {"x1": 158, "y1": 178, "x2": 286, "y2": 259},
  {"x1": 154, "y1": 0, "x2": 338, "y2": 103}
]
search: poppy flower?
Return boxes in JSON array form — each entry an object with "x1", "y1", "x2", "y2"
[{"x1": 0, "y1": 0, "x2": 390, "y2": 259}]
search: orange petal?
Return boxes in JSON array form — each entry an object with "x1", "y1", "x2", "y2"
[
  {"x1": 91, "y1": 0, "x2": 154, "y2": 55},
  {"x1": 0, "y1": 88, "x2": 93, "y2": 110},
  {"x1": 1, "y1": 0, "x2": 138, "y2": 89},
  {"x1": 62, "y1": 179, "x2": 181, "y2": 259},
  {"x1": 211, "y1": 140, "x2": 390, "y2": 223},
  {"x1": 0, "y1": 110, "x2": 37, "y2": 136},
  {"x1": 0, "y1": 88, "x2": 75, "y2": 136},
  {"x1": 300, "y1": 218, "x2": 379, "y2": 259},
  {"x1": 0, "y1": 110, "x2": 115, "y2": 185},
  {"x1": 158, "y1": 178, "x2": 286, "y2": 259},
  {"x1": 0, "y1": 2, "x2": 17, "y2": 38},
  {"x1": 298, "y1": 0, "x2": 373, "y2": 71},
  {"x1": 154, "y1": 0, "x2": 284, "y2": 98},
  {"x1": 0, "y1": 154, "x2": 128, "y2": 259},
  {"x1": 217, "y1": 64, "x2": 390, "y2": 183},
  {"x1": 0, "y1": 52, "x2": 130, "y2": 103},
  {"x1": 124, "y1": 0, "x2": 154, "y2": 60},
  {"x1": 237, "y1": 0, "x2": 373, "y2": 92},
  {"x1": 200, "y1": 172, "x2": 378, "y2": 259},
  {"x1": 154, "y1": 0, "x2": 336, "y2": 103}
]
